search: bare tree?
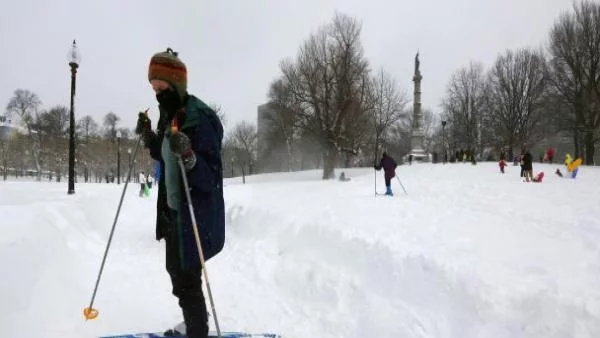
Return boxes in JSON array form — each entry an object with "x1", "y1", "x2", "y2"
[
  {"x1": 385, "y1": 120, "x2": 412, "y2": 162},
  {"x1": 0, "y1": 139, "x2": 8, "y2": 180},
  {"x1": 37, "y1": 106, "x2": 69, "y2": 181},
  {"x1": 230, "y1": 121, "x2": 257, "y2": 174},
  {"x1": 103, "y1": 112, "x2": 120, "y2": 142},
  {"x1": 278, "y1": 12, "x2": 371, "y2": 179},
  {"x1": 488, "y1": 48, "x2": 547, "y2": 159},
  {"x1": 77, "y1": 115, "x2": 98, "y2": 144},
  {"x1": 267, "y1": 79, "x2": 301, "y2": 171},
  {"x1": 421, "y1": 109, "x2": 439, "y2": 152},
  {"x1": 442, "y1": 62, "x2": 489, "y2": 156},
  {"x1": 209, "y1": 103, "x2": 226, "y2": 127},
  {"x1": 369, "y1": 68, "x2": 409, "y2": 161},
  {"x1": 39, "y1": 106, "x2": 69, "y2": 137},
  {"x1": 547, "y1": 0, "x2": 600, "y2": 163},
  {"x1": 5, "y1": 89, "x2": 43, "y2": 180},
  {"x1": 5, "y1": 89, "x2": 41, "y2": 131},
  {"x1": 76, "y1": 115, "x2": 98, "y2": 182}
]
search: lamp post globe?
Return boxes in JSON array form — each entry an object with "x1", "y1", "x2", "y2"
[{"x1": 67, "y1": 40, "x2": 81, "y2": 195}]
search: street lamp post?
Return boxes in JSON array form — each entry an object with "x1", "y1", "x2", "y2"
[
  {"x1": 116, "y1": 131, "x2": 121, "y2": 184},
  {"x1": 127, "y1": 148, "x2": 132, "y2": 183},
  {"x1": 127, "y1": 148, "x2": 132, "y2": 171},
  {"x1": 67, "y1": 40, "x2": 81, "y2": 195},
  {"x1": 441, "y1": 120, "x2": 447, "y2": 164}
]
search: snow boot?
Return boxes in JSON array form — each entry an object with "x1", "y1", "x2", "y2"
[
  {"x1": 385, "y1": 185, "x2": 393, "y2": 196},
  {"x1": 164, "y1": 321, "x2": 186, "y2": 336}
]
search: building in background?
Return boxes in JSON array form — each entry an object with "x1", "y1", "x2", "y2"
[
  {"x1": 0, "y1": 115, "x2": 17, "y2": 141},
  {"x1": 256, "y1": 103, "x2": 288, "y2": 173}
]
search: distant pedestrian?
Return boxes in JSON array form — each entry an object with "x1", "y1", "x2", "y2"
[
  {"x1": 139, "y1": 171, "x2": 147, "y2": 197},
  {"x1": 147, "y1": 174, "x2": 154, "y2": 189},
  {"x1": 522, "y1": 150, "x2": 533, "y2": 182},
  {"x1": 499, "y1": 159, "x2": 507, "y2": 174}
]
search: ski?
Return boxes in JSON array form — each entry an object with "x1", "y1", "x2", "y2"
[{"x1": 100, "y1": 332, "x2": 282, "y2": 338}]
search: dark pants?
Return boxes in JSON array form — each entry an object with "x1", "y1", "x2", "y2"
[
  {"x1": 384, "y1": 176, "x2": 391, "y2": 187},
  {"x1": 165, "y1": 209, "x2": 208, "y2": 338}
]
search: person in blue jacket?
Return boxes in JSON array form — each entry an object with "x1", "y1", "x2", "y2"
[
  {"x1": 135, "y1": 48, "x2": 224, "y2": 338},
  {"x1": 154, "y1": 160, "x2": 161, "y2": 183}
]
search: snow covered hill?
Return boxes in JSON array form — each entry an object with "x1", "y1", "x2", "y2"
[{"x1": 1, "y1": 162, "x2": 599, "y2": 338}]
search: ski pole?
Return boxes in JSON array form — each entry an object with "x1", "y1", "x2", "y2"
[
  {"x1": 83, "y1": 111, "x2": 147, "y2": 320},
  {"x1": 395, "y1": 174, "x2": 408, "y2": 195},
  {"x1": 177, "y1": 158, "x2": 222, "y2": 338}
]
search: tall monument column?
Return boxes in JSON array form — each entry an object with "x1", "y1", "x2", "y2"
[{"x1": 410, "y1": 52, "x2": 426, "y2": 156}]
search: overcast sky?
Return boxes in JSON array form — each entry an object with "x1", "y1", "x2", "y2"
[{"x1": 0, "y1": 0, "x2": 574, "y2": 134}]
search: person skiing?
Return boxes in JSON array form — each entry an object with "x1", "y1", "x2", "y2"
[
  {"x1": 135, "y1": 48, "x2": 225, "y2": 338},
  {"x1": 374, "y1": 152, "x2": 398, "y2": 196}
]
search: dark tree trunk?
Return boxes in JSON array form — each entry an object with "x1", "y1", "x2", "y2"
[
  {"x1": 574, "y1": 130, "x2": 580, "y2": 159},
  {"x1": 584, "y1": 131, "x2": 595, "y2": 165},
  {"x1": 322, "y1": 142, "x2": 337, "y2": 179}
]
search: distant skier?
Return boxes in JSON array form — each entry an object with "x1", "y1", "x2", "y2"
[
  {"x1": 375, "y1": 152, "x2": 398, "y2": 196},
  {"x1": 135, "y1": 48, "x2": 225, "y2": 338},
  {"x1": 139, "y1": 171, "x2": 147, "y2": 197}
]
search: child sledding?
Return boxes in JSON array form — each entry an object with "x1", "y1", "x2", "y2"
[{"x1": 555, "y1": 153, "x2": 582, "y2": 179}]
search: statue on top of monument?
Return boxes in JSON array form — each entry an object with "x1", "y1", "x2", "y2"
[{"x1": 415, "y1": 52, "x2": 420, "y2": 75}]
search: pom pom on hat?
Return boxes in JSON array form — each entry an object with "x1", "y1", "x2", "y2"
[{"x1": 148, "y1": 48, "x2": 187, "y2": 100}]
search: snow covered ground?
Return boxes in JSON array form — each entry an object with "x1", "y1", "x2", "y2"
[{"x1": 1, "y1": 162, "x2": 599, "y2": 338}]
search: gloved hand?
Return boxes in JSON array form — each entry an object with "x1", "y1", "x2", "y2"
[
  {"x1": 135, "y1": 111, "x2": 156, "y2": 147},
  {"x1": 135, "y1": 112, "x2": 151, "y2": 135},
  {"x1": 169, "y1": 131, "x2": 196, "y2": 171}
]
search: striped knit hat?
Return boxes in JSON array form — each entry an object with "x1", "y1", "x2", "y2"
[{"x1": 148, "y1": 48, "x2": 187, "y2": 101}]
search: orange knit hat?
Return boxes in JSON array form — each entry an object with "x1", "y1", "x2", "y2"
[{"x1": 148, "y1": 48, "x2": 187, "y2": 100}]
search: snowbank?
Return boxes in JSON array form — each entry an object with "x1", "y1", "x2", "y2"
[{"x1": 1, "y1": 163, "x2": 599, "y2": 337}]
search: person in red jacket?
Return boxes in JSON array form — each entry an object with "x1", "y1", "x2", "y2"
[
  {"x1": 532, "y1": 171, "x2": 544, "y2": 183},
  {"x1": 546, "y1": 146, "x2": 556, "y2": 164},
  {"x1": 499, "y1": 159, "x2": 507, "y2": 174}
]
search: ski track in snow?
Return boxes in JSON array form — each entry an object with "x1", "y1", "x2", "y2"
[{"x1": 1, "y1": 163, "x2": 600, "y2": 337}]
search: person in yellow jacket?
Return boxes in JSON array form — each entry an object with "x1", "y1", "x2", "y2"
[{"x1": 564, "y1": 153, "x2": 573, "y2": 167}]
